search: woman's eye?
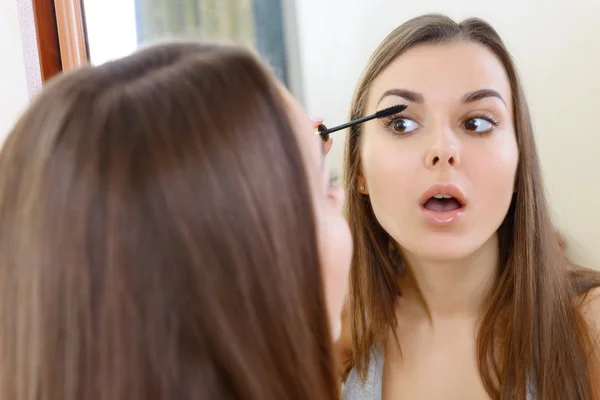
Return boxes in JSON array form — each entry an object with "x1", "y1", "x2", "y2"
[
  {"x1": 464, "y1": 117, "x2": 494, "y2": 132},
  {"x1": 391, "y1": 118, "x2": 419, "y2": 134}
]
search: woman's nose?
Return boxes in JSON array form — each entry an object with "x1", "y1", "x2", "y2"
[{"x1": 425, "y1": 145, "x2": 460, "y2": 169}]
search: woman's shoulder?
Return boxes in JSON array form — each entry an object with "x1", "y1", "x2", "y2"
[
  {"x1": 568, "y1": 263, "x2": 600, "y2": 313},
  {"x1": 571, "y1": 262, "x2": 600, "y2": 323},
  {"x1": 580, "y1": 286, "x2": 600, "y2": 335},
  {"x1": 578, "y1": 285, "x2": 600, "y2": 391}
]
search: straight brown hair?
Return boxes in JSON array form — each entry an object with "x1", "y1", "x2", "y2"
[
  {"x1": 343, "y1": 14, "x2": 600, "y2": 399},
  {"x1": 0, "y1": 42, "x2": 339, "y2": 400}
]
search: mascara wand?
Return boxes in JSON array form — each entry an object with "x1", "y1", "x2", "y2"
[{"x1": 316, "y1": 104, "x2": 407, "y2": 142}]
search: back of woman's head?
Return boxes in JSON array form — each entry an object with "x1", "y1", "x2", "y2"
[{"x1": 0, "y1": 42, "x2": 338, "y2": 400}]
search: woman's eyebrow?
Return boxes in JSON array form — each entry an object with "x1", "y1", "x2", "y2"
[
  {"x1": 377, "y1": 88, "x2": 424, "y2": 107},
  {"x1": 376, "y1": 87, "x2": 506, "y2": 108},
  {"x1": 461, "y1": 88, "x2": 506, "y2": 107}
]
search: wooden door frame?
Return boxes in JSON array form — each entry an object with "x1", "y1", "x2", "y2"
[{"x1": 32, "y1": 0, "x2": 89, "y2": 82}]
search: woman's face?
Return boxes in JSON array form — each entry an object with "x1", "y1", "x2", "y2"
[
  {"x1": 282, "y1": 89, "x2": 353, "y2": 339},
  {"x1": 359, "y1": 41, "x2": 518, "y2": 262}
]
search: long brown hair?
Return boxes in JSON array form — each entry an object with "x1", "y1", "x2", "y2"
[
  {"x1": 0, "y1": 42, "x2": 339, "y2": 400},
  {"x1": 343, "y1": 14, "x2": 600, "y2": 399}
]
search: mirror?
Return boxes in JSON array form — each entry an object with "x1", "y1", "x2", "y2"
[{"x1": 80, "y1": 1, "x2": 600, "y2": 268}]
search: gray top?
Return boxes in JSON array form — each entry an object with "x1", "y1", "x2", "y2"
[
  {"x1": 342, "y1": 349, "x2": 537, "y2": 400},
  {"x1": 342, "y1": 349, "x2": 383, "y2": 400}
]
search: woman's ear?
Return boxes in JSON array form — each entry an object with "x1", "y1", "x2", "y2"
[{"x1": 357, "y1": 176, "x2": 368, "y2": 194}]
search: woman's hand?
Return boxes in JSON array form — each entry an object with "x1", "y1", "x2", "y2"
[
  {"x1": 310, "y1": 117, "x2": 349, "y2": 381},
  {"x1": 310, "y1": 117, "x2": 333, "y2": 155}
]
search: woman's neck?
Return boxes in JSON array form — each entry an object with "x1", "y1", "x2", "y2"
[{"x1": 398, "y1": 234, "x2": 499, "y2": 325}]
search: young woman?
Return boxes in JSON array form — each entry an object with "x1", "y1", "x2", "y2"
[
  {"x1": 0, "y1": 41, "x2": 352, "y2": 400},
  {"x1": 339, "y1": 14, "x2": 600, "y2": 399}
]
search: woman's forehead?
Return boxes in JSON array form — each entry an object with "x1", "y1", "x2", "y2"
[{"x1": 369, "y1": 42, "x2": 512, "y2": 110}]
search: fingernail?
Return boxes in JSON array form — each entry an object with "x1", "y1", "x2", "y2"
[{"x1": 310, "y1": 116, "x2": 323, "y2": 123}]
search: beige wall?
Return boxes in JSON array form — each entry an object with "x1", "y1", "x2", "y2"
[
  {"x1": 0, "y1": 0, "x2": 40, "y2": 144},
  {"x1": 0, "y1": 0, "x2": 29, "y2": 142},
  {"x1": 293, "y1": 0, "x2": 600, "y2": 268}
]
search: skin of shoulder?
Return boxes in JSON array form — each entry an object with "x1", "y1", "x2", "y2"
[{"x1": 580, "y1": 286, "x2": 600, "y2": 394}]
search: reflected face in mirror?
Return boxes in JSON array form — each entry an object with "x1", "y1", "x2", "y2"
[
  {"x1": 281, "y1": 88, "x2": 352, "y2": 338},
  {"x1": 359, "y1": 41, "x2": 518, "y2": 262}
]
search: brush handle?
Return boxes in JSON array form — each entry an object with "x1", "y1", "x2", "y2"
[
  {"x1": 321, "y1": 104, "x2": 407, "y2": 135},
  {"x1": 321, "y1": 114, "x2": 377, "y2": 135}
]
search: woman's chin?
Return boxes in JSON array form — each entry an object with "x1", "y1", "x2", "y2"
[{"x1": 405, "y1": 239, "x2": 484, "y2": 263}]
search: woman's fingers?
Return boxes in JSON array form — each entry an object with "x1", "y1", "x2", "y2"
[
  {"x1": 310, "y1": 117, "x2": 333, "y2": 155},
  {"x1": 323, "y1": 138, "x2": 333, "y2": 155}
]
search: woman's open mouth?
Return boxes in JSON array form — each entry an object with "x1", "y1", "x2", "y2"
[
  {"x1": 419, "y1": 185, "x2": 466, "y2": 225},
  {"x1": 422, "y1": 194, "x2": 463, "y2": 212}
]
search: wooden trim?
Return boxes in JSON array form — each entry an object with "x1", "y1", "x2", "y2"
[
  {"x1": 54, "y1": 0, "x2": 89, "y2": 72},
  {"x1": 32, "y1": 0, "x2": 62, "y2": 82}
]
